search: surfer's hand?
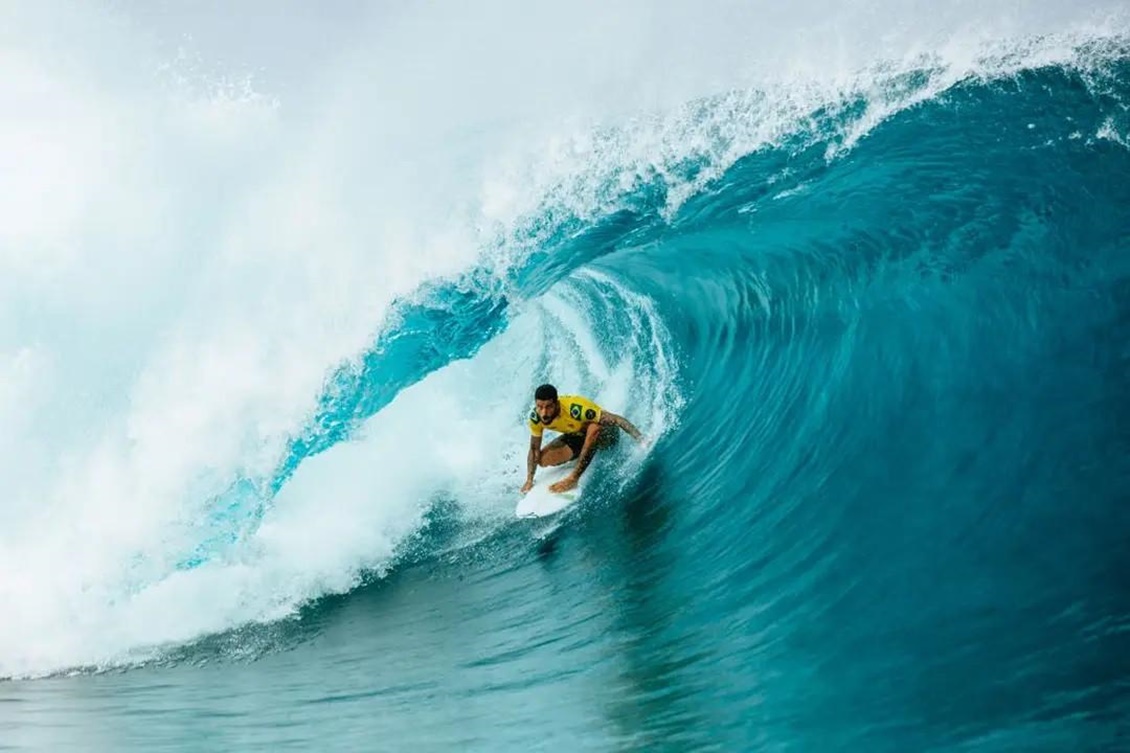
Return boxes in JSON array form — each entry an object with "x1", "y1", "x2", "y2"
[
  {"x1": 549, "y1": 476, "x2": 578, "y2": 494},
  {"x1": 520, "y1": 480, "x2": 534, "y2": 494}
]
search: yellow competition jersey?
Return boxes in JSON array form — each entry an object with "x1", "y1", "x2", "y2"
[{"x1": 528, "y1": 395, "x2": 604, "y2": 437}]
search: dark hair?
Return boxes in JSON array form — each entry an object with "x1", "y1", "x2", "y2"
[{"x1": 534, "y1": 383, "x2": 558, "y2": 401}]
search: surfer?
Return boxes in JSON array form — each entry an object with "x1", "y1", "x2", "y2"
[{"x1": 521, "y1": 383, "x2": 644, "y2": 494}]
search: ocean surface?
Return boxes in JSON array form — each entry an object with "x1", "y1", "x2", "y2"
[{"x1": 2, "y1": 3, "x2": 1130, "y2": 751}]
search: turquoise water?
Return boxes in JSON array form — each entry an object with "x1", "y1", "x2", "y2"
[{"x1": 3, "y1": 6, "x2": 1130, "y2": 751}]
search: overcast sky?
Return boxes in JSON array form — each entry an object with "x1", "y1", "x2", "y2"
[
  {"x1": 114, "y1": 1, "x2": 378, "y2": 97},
  {"x1": 114, "y1": 0, "x2": 1129, "y2": 108}
]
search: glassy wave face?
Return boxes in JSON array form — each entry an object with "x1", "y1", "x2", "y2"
[{"x1": 2, "y1": 9, "x2": 1129, "y2": 749}]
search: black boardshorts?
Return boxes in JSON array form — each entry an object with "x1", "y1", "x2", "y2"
[{"x1": 561, "y1": 425, "x2": 619, "y2": 458}]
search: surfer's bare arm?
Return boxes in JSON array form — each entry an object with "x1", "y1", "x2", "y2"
[
  {"x1": 570, "y1": 421, "x2": 603, "y2": 481},
  {"x1": 522, "y1": 433, "x2": 543, "y2": 493},
  {"x1": 600, "y1": 411, "x2": 643, "y2": 442}
]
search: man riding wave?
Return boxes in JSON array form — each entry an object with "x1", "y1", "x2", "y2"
[{"x1": 521, "y1": 383, "x2": 644, "y2": 494}]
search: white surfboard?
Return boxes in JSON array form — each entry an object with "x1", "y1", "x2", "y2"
[{"x1": 515, "y1": 463, "x2": 587, "y2": 519}]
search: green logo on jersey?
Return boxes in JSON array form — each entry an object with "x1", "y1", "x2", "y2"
[
  {"x1": 529, "y1": 409, "x2": 538, "y2": 423},
  {"x1": 569, "y1": 403, "x2": 582, "y2": 419}
]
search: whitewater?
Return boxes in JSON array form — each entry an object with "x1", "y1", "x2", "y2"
[{"x1": 2, "y1": 1, "x2": 1129, "y2": 749}]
